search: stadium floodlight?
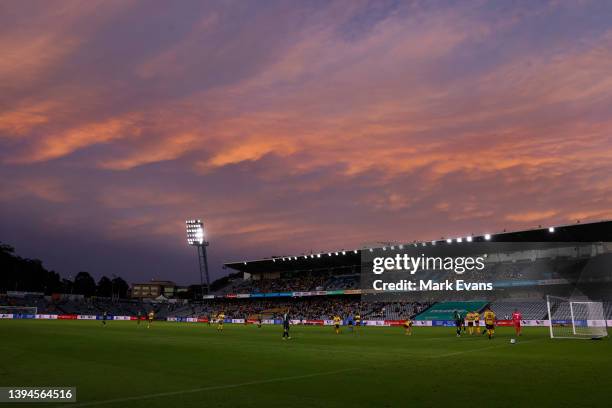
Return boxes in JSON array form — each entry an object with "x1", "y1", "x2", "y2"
[
  {"x1": 457, "y1": 237, "x2": 463, "y2": 243},
  {"x1": 353, "y1": 249, "x2": 358, "y2": 254},
  {"x1": 484, "y1": 234, "x2": 491, "y2": 240},
  {"x1": 335, "y1": 252, "x2": 339, "y2": 255},
  {"x1": 342, "y1": 251, "x2": 346, "y2": 255},
  {"x1": 466, "y1": 236, "x2": 473, "y2": 242},
  {"x1": 446, "y1": 238, "x2": 452, "y2": 243},
  {"x1": 422, "y1": 242, "x2": 426, "y2": 246},
  {"x1": 549, "y1": 226, "x2": 555, "y2": 233},
  {"x1": 431, "y1": 240, "x2": 436, "y2": 245},
  {"x1": 317, "y1": 254, "x2": 321, "y2": 258},
  {"x1": 369, "y1": 248, "x2": 373, "y2": 252},
  {"x1": 186, "y1": 219, "x2": 210, "y2": 298}
]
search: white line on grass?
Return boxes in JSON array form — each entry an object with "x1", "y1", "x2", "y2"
[
  {"x1": 429, "y1": 338, "x2": 542, "y2": 359},
  {"x1": 63, "y1": 367, "x2": 358, "y2": 407}
]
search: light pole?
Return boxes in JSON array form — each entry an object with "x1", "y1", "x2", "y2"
[{"x1": 186, "y1": 219, "x2": 210, "y2": 299}]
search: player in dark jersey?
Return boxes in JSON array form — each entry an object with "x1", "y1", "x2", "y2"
[
  {"x1": 257, "y1": 314, "x2": 263, "y2": 328},
  {"x1": 454, "y1": 310, "x2": 462, "y2": 337},
  {"x1": 102, "y1": 311, "x2": 108, "y2": 326},
  {"x1": 282, "y1": 310, "x2": 291, "y2": 340}
]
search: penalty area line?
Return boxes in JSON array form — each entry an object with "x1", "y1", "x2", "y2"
[{"x1": 63, "y1": 367, "x2": 358, "y2": 407}]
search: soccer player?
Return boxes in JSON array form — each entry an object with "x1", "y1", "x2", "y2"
[
  {"x1": 403, "y1": 317, "x2": 413, "y2": 336},
  {"x1": 333, "y1": 315, "x2": 342, "y2": 334},
  {"x1": 354, "y1": 312, "x2": 361, "y2": 334},
  {"x1": 474, "y1": 310, "x2": 481, "y2": 334},
  {"x1": 282, "y1": 310, "x2": 291, "y2": 340},
  {"x1": 217, "y1": 312, "x2": 225, "y2": 331},
  {"x1": 147, "y1": 310, "x2": 154, "y2": 328},
  {"x1": 512, "y1": 309, "x2": 523, "y2": 337},
  {"x1": 453, "y1": 310, "x2": 462, "y2": 337},
  {"x1": 466, "y1": 311, "x2": 474, "y2": 335},
  {"x1": 347, "y1": 315, "x2": 354, "y2": 333},
  {"x1": 137, "y1": 310, "x2": 141, "y2": 325},
  {"x1": 483, "y1": 306, "x2": 496, "y2": 339},
  {"x1": 257, "y1": 313, "x2": 263, "y2": 328},
  {"x1": 102, "y1": 311, "x2": 108, "y2": 326}
]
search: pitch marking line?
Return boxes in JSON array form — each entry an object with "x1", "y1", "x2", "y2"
[
  {"x1": 64, "y1": 337, "x2": 543, "y2": 406},
  {"x1": 63, "y1": 368, "x2": 357, "y2": 407}
]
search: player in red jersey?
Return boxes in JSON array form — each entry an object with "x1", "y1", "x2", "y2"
[{"x1": 512, "y1": 309, "x2": 522, "y2": 336}]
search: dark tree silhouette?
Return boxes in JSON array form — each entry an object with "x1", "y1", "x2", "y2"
[
  {"x1": 73, "y1": 272, "x2": 96, "y2": 296},
  {"x1": 97, "y1": 276, "x2": 113, "y2": 297},
  {"x1": 1, "y1": 242, "x2": 133, "y2": 299},
  {"x1": 111, "y1": 276, "x2": 129, "y2": 298}
]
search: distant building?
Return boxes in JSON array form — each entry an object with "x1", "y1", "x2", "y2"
[{"x1": 131, "y1": 280, "x2": 176, "y2": 299}]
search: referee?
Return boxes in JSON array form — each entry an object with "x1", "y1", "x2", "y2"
[{"x1": 282, "y1": 309, "x2": 291, "y2": 340}]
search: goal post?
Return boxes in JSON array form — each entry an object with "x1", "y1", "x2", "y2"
[
  {"x1": 546, "y1": 295, "x2": 608, "y2": 339},
  {"x1": 0, "y1": 306, "x2": 38, "y2": 316}
]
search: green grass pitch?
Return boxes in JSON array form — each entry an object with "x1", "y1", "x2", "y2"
[{"x1": 1, "y1": 320, "x2": 610, "y2": 407}]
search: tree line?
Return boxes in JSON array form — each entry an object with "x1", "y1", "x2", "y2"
[{"x1": 0, "y1": 243, "x2": 129, "y2": 297}]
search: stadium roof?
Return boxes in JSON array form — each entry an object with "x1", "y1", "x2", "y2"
[{"x1": 224, "y1": 220, "x2": 612, "y2": 274}]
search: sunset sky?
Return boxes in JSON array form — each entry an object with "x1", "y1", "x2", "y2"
[{"x1": 1, "y1": 0, "x2": 612, "y2": 284}]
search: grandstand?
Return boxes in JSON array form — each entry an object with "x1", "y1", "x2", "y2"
[
  {"x1": 489, "y1": 300, "x2": 548, "y2": 320},
  {"x1": 2, "y1": 221, "x2": 611, "y2": 323}
]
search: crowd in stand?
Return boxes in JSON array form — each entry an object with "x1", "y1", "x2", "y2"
[
  {"x1": 219, "y1": 272, "x2": 359, "y2": 294},
  {"x1": 173, "y1": 298, "x2": 431, "y2": 321},
  {"x1": 0, "y1": 292, "x2": 430, "y2": 321}
]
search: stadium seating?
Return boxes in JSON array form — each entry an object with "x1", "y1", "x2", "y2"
[
  {"x1": 489, "y1": 300, "x2": 548, "y2": 320},
  {"x1": 414, "y1": 301, "x2": 488, "y2": 320}
]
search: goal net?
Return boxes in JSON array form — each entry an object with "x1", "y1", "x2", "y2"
[
  {"x1": 0, "y1": 306, "x2": 38, "y2": 316},
  {"x1": 546, "y1": 295, "x2": 608, "y2": 339}
]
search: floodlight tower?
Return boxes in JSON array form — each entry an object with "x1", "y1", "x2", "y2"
[{"x1": 186, "y1": 219, "x2": 210, "y2": 298}]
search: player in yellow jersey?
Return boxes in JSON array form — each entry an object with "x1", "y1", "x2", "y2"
[
  {"x1": 474, "y1": 311, "x2": 481, "y2": 334},
  {"x1": 403, "y1": 318, "x2": 413, "y2": 336},
  {"x1": 147, "y1": 310, "x2": 154, "y2": 328},
  {"x1": 333, "y1": 315, "x2": 342, "y2": 334},
  {"x1": 466, "y1": 311, "x2": 475, "y2": 335},
  {"x1": 217, "y1": 312, "x2": 225, "y2": 331},
  {"x1": 483, "y1": 306, "x2": 496, "y2": 339},
  {"x1": 354, "y1": 313, "x2": 361, "y2": 335}
]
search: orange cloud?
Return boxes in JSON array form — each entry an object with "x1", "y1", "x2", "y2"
[
  {"x1": 0, "y1": 101, "x2": 56, "y2": 137},
  {"x1": 6, "y1": 116, "x2": 141, "y2": 164},
  {"x1": 505, "y1": 211, "x2": 559, "y2": 223}
]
